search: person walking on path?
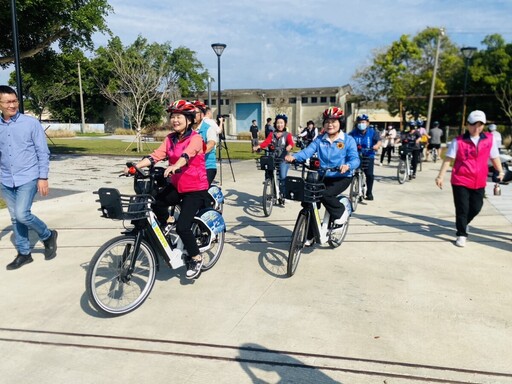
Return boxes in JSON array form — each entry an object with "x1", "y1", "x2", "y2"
[
  {"x1": 0, "y1": 85, "x2": 58, "y2": 270},
  {"x1": 435, "y1": 110, "x2": 505, "y2": 247},
  {"x1": 379, "y1": 124, "x2": 397, "y2": 165},
  {"x1": 427, "y1": 121, "x2": 443, "y2": 160},
  {"x1": 250, "y1": 120, "x2": 259, "y2": 152}
]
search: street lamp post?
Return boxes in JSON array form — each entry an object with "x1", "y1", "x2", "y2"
[
  {"x1": 211, "y1": 43, "x2": 227, "y2": 184},
  {"x1": 459, "y1": 46, "x2": 477, "y2": 134},
  {"x1": 207, "y1": 76, "x2": 214, "y2": 108},
  {"x1": 211, "y1": 43, "x2": 226, "y2": 118}
]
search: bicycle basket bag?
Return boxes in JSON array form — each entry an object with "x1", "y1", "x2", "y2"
[
  {"x1": 258, "y1": 156, "x2": 275, "y2": 171},
  {"x1": 285, "y1": 177, "x2": 304, "y2": 201}
]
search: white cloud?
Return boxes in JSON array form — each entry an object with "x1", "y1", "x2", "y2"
[{"x1": 2, "y1": 0, "x2": 512, "y2": 89}]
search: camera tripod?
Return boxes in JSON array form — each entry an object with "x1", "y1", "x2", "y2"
[{"x1": 218, "y1": 132, "x2": 236, "y2": 185}]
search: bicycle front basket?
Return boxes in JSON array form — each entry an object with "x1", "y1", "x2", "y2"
[
  {"x1": 95, "y1": 188, "x2": 152, "y2": 221},
  {"x1": 285, "y1": 177, "x2": 305, "y2": 201},
  {"x1": 258, "y1": 155, "x2": 275, "y2": 171}
]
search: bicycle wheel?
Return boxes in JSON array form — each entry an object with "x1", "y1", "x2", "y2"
[
  {"x1": 287, "y1": 212, "x2": 308, "y2": 277},
  {"x1": 349, "y1": 175, "x2": 360, "y2": 211},
  {"x1": 86, "y1": 235, "x2": 157, "y2": 316},
  {"x1": 262, "y1": 177, "x2": 274, "y2": 217},
  {"x1": 418, "y1": 151, "x2": 423, "y2": 172},
  {"x1": 328, "y1": 218, "x2": 350, "y2": 248},
  {"x1": 192, "y1": 219, "x2": 225, "y2": 271},
  {"x1": 397, "y1": 159, "x2": 407, "y2": 184}
]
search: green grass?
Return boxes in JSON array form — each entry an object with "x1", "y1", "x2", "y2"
[
  {"x1": 0, "y1": 199, "x2": 5, "y2": 209},
  {"x1": 48, "y1": 138, "x2": 263, "y2": 160}
]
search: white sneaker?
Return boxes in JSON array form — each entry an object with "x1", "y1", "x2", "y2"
[
  {"x1": 378, "y1": 162, "x2": 383, "y2": 166},
  {"x1": 304, "y1": 238, "x2": 314, "y2": 247},
  {"x1": 333, "y1": 210, "x2": 349, "y2": 225},
  {"x1": 455, "y1": 236, "x2": 467, "y2": 247}
]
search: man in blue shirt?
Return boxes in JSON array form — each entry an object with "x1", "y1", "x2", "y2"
[
  {"x1": 0, "y1": 85, "x2": 58, "y2": 270},
  {"x1": 349, "y1": 114, "x2": 382, "y2": 200}
]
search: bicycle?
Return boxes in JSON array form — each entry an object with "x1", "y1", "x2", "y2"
[
  {"x1": 257, "y1": 146, "x2": 285, "y2": 217},
  {"x1": 85, "y1": 162, "x2": 226, "y2": 316},
  {"x1": 349, "y1": 148, "x2": 372, "y2": 211},
  {"x1": 285, "y1": 160, "x2": 353, "y2": 277},
  {"x1": 397, "y1": 144, "x2": 415, "y2": 184}
]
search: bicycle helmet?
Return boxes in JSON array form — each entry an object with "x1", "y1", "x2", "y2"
[
  {"x1": 408, "y1": 120, "x2": 416, "y2": 127},
  {"x1": 432, "y1": 121, "x2": 440, "y2": 127},
  {"x1": 322, "y1": 107, "x2": 344, "y2": 120},
  {"x1": 167, "y1": 100, "x2": 196, "y2": 115},
  {"x1": 488, "y1": 123, "x2": 497, "y2": 131},
  {"x1": 275, "y1": 113, "x2": 288, "y2": 123},
  {"x1": 356, "y1": 114, "x2": 369, "y2": 122},
  {"x1": 192, "y1": 100, "x2": 207, "y2": 113}
]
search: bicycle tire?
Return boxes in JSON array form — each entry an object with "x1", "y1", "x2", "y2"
[
  {"x1": 349, "y1": 175, "x2": 360, "y2": 211},
  {"x1": 86, "y1": 235, "x2": 157, "y2": 316},
  {"x1": 419, "y1": 152, "x2": 423, "y2": 172},
  {"x1": 262, "y1": 177, "x2": 274, "y2": 217},
  {"x1": 328, "y1": 219, "x2": 350, "y2": 248},
  {"x1": 191, "y1": 219, "x2": 225, "y2": 271},
  {"x1": 397, "y1": 159, "x2": 407, "y2": 184},
  {"x1": 287, "y1": 212, "x2": 308, "y2": 277}
]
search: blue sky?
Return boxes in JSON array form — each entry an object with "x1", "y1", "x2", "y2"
[{"x1": 2, "y1": 0, "x2": 512, "y2": 90}]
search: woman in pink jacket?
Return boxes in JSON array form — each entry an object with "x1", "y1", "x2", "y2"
[
  {"x1": 127, "y1": 100, "x2": 210, "y2": 279},
  {"x1": 435, "y1": 110, "x2": 505, "y2": 247}
]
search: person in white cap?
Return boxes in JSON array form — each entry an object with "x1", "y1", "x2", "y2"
[
  {"x1": 487, "y1": 124, "x2": 502, "y2": 149},
  {"x1": 435, "y1": 110, "x2": 505, "y2": 247}
]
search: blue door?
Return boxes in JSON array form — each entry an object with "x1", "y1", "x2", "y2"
[{"x1": 236, "y1": 103, "x2": 261, "y2": 134}]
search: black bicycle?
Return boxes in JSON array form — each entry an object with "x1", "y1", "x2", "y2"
[{"x1": 257, "y1": 146, "x2": 285, "y2": 216}]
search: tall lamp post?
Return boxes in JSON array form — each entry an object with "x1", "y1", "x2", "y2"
[
  {"x1": 211, "y1": 43, "x2": 227, "y2": 184},
  {"x1": 211, "y1": 43, "x2": 226, "y2": 118},
  {"x1": 459, "y1": 46, "x2": 477, "y2": 134}
]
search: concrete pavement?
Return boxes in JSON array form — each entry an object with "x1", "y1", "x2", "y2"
[{"x1": 1, "y1": 154, "x2": 511, "y2": 384}]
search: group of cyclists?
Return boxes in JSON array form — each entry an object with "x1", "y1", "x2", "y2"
[{"x1": 130, "y1": 99, "x2": 452, "y2": 278}]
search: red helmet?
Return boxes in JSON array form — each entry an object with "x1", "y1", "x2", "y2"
[
  {"x1": 323, "y1": 107, "x2": 344, "y2": 120},
  {"x1": 167, "y1": 100, "x2": 196, "y2": 115},
  {"x1": 192, "y1": 100, "x2": 207, "y2": 113}
]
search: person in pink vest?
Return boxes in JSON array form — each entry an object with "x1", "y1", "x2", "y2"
[
  {"x1": 127, "y1": 100, "x2": 210, "y2": 278},
  {"x1": 435, "y1": 110, "x2": 505, "y2": 247}
]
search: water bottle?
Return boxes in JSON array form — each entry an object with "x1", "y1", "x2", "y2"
[{"x1": 494, "y1": 183, "x2": 501, "y2": 196}]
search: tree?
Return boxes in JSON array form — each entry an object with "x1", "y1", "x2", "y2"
[
  {"x1": 471, "y1": 34, "x2": 512, "y2": 124},
  {"x1": 95, "y1": 36, "x2": 208, "y2": 152},
  {"x1": 0, "y1": 0, "x2": 112, "y2": 66},
  {"x1": 352, "y1": 27, "x2": 462, "y2": 123}
]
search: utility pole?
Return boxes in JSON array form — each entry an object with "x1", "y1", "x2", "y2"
[
  {"x1": 426, "y1": 27, "x2": 444, "y2": 133},
  {"x1": 78, "y1": 61, "x2": 86, "y2": 133}
]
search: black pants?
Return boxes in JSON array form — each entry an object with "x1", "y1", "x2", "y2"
[
  {"x1": 153, "y1": 184, "x2": 210, "y2": 257},
  {"x1": 363, "y1": 158, "x2": 375, "y2": 196},
  {"x1": 207, "y1": 168, "x2": 217, "y2": 186},
  {"x1": 451, "y1": 184, "x2": 485, "y2": 237},
  {"x1": 306, "y1": 177, "x2": 352, "y2": 239},
  {"x1": 380, "y1": 146, "x2": 393, "y2": 164}
]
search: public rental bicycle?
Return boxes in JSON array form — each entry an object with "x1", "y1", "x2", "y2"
[
  {"x1": 256, "y1": 146, "x2": 285, "y2": 217},
  {"x1": 349, "y1": 147, "x2": 372, "y2": 211},
  {"x1": 85, "y1": 162, "x2": 226, "y2": 316},
  {"x1": 285, "y1": 159, "x2": 353, "y2": 277},
  {"x1": 397, "y1": 143, "x2": 415, "y2": 184}
]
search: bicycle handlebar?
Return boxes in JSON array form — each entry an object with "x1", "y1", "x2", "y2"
[{"x1": 292, "y1": 159, "x2": 339, "y2": 173}]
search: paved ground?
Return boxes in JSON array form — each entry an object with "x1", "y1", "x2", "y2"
[{"x1": 1, "y1": 153, "x2": 511, "y2": 384}]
